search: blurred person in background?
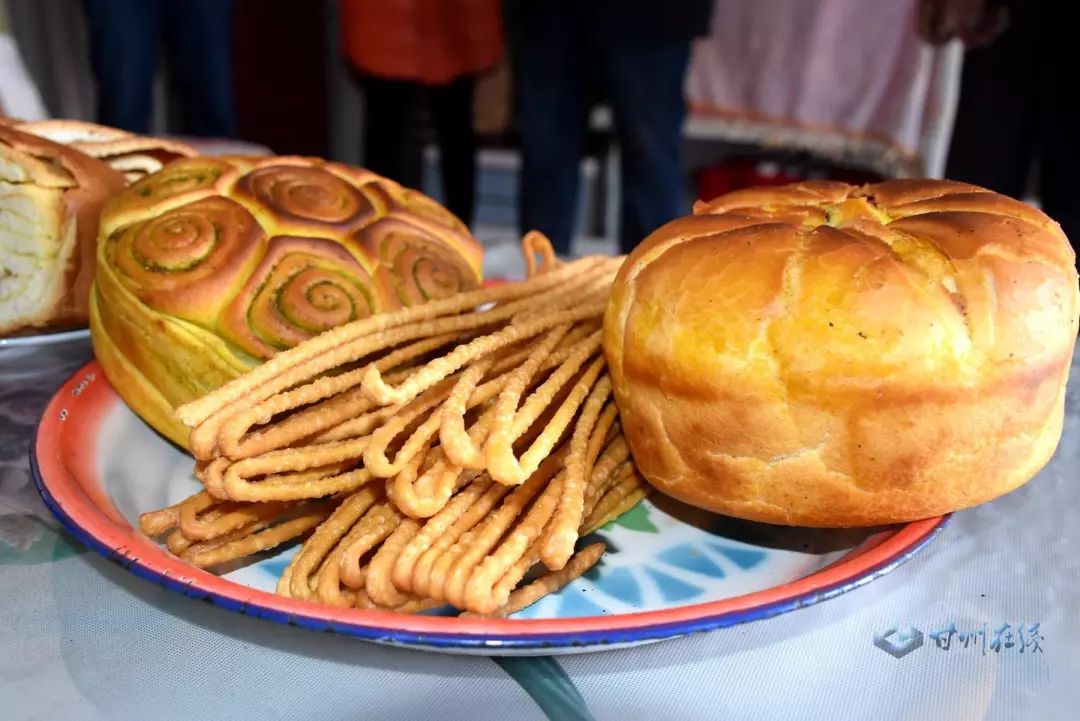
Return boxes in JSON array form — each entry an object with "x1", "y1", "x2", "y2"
[
  {"x1": 920, "y1": 0, "x2": 1079, "y2": 253},
  {"x1": 340, "y1": 0, "x2": 503, "y2": 227},
  {"x1": 513, "y1": 0, "x2": 713, "y2": 255},
  {"x1": 82, "y1": 0, "x2": 237, "y2": 137}
]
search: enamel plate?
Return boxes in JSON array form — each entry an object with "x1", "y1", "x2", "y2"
[
  {"x1": 0, "y1": 328, "x2": 90, "y2": 350},
  {"x1": 33, "y1": 361, "x2": 948, "y2": 655}
]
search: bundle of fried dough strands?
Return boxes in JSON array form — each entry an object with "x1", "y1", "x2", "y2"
[{"x1": 139, "y1": 233, "x2": 648, "y2": 616}]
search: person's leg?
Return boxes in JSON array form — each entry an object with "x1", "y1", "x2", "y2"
[
  {"x1": 82, "y1": 0, "x2": 164, "y2": 133},
  {"x1": 944, "y1": 2, "x2": 1038, "y2": 198},
  {"x1": 359, "y1": 74, "x2": 423, "y2": 191},
  {"x1": 598, "y1": 39, "x2": 691, "y2": 253},
  {"x1": 163, "y1": 0, "x2": 237, "y2": 137},
  {"x1": 515, "y1": 5, "x2": 588, "y2": 255},
  {"x1": 429, "y1": 76, "x2": 477, "y2": 226}
]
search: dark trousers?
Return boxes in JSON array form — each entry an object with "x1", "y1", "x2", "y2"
[
  {"x1": 82, "y1": 0, "x2": 237, "y2": 137},
  {"x1": 946, "y1": 0, "x2": 1079, "y2": 251},
  {"x1": 516, "y1": 6, "x2": 691, "y2": 254},
  {"x1": 359, "y1": 74, "x2": 477, "y2": 227}
]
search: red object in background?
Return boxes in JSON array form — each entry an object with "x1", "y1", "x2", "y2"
[
  {"x1": 339, "y1": 0, "x2": 503, "y2": 85},
  {"x1": 696, "y1": 157, "x2": 883, "y2": 203}
]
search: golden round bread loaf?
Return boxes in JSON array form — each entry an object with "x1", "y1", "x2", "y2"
[
  {"x1": 604, "y1": 179, "x2": 1080, "y2": 527},
  {"x1": 91, "y1": 155, "x2": 483, "y2": 447}
]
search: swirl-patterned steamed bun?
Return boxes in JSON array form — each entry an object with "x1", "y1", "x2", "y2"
[{"x1": 91, "y1": 155, "x2": 483, "y2": 447}]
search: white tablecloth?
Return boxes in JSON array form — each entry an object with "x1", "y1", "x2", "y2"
[{"x1": 1, "y1": 338, "x2": 1077, "y2": 721}]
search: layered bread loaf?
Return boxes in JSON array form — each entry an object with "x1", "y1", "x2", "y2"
[
  {"x1": 91, "y1": 155, "x2": 483, "y2": 447},
  {"x1": 0, "y1": 124, "x2": 125, "y2": 335},
  {"x1": 605, "y1": 180, "x2": 1080, "y2": 527},
  {"x1": 15, "y1": 119, "x2": 197, "y2": 184}
]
